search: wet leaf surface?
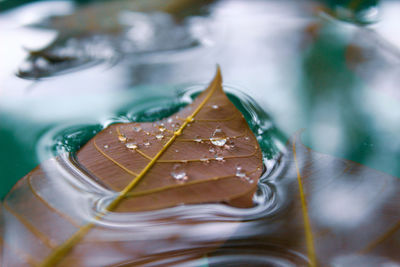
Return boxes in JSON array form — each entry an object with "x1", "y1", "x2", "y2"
[{"x1": 76, "y1": 67, "x2": 263, "y2": 211}]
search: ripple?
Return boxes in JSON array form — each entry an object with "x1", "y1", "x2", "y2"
[{"x1": 34, "y1": 85, "x2": 289, "y2": 265}]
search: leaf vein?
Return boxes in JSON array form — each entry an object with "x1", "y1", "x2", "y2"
[{"x1": 3, "y1": 202, "x2": 58, "y2": 249}]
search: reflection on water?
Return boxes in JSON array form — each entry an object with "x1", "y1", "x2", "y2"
[{"x1": 16, "y1": 0, "x2": 213, "y2": 79}]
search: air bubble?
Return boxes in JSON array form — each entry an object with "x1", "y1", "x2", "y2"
[{"x1": 156, "y1": 134, "x2": 164, "y2": 140}]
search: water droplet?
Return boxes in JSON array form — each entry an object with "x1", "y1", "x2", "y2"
[
  {"x1": 174, "y1": 122, "x2": 181, "y2": 130},
  {"x1": 257, "y1": 128, "x2": 263, "y2": 135},
  {"x1": 181, "y1": 160, "x2": 188, "y2": 163},
  {"x1": 156, "y1": 134, "x2": 164, "y2": 140},
  {"x1": 126, "y1": 142, "x2": 137, "y2": 149},
  {"x1": 244, "y1": 136, "x2": 250, "y2": 141},
  {"x1": 187, "y1": 117, "x2": 194, "y2": 122},
  {"x1": 215, "y1": 154, "x2": 225, "y2": 162},
  {"x1": 104, "y1": 145, "x2": 109, "y2": 149},
  {"x1": 146, "y1": 132, "x2": 150, "y2": 136},
  {"x1": 144, "y1": 140, "x2": 150, "y2": 146},
  {"x1": 175, "y1": 149, "x2": 179, "y2": 153},
  {"x1": 133, "y1": 126, "x2": 142, "y2": 132},
  {"x1": 226, "y1": 140, "x2": 235, "y2": 150},
  {"x1": 210, "y1": 128, "x2": 227, "y2": 147},
  {"x1": 167, "y1": 118, "x2": 173, "y2": 123},
  {"x1": 235, "y1": 165, "x2": 246, "y2": 178},
  {"x1": 235, "y1": 165, "x2": 254, "y2": 183},
  {"x1": 212, "y1": 104, "x2": 219, "y2": 109},
  {"x1": 171, "y1": 164, "x2": 188, "y2": 181},
  {"x1": 209, "y1": 147, "x2": 215, "y2": 153},
  {"x1": 158, "y1": 126, "x2": 166, "y2": 132},
  {"x1": 194, "y1": 135, "x2": 202, "y2": 143},
  {"x1": 118, "y1": 134, "x2": 127, "y2": 142},
  {"x1": 200, "y1": 157, "x2": 209, "y2": 164}
]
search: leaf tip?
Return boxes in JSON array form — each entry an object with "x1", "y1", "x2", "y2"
[
  {"x1": 215, "y1": 64, "x2": 222, "y2": 82},
  {"x1": 210, "y1": 64, "x2": 223, "y2": 93}
]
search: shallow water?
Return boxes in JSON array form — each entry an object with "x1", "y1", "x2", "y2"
[{"x1": 1, "y1": 0, "x2": 400, "y2": 266}]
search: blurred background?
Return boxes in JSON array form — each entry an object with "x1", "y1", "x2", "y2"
[{"x1": 0, "y1": 0, "x2": 399, "y2": 198}]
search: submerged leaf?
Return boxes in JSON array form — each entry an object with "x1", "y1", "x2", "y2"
[
  {"x1": 1, "y1": 68, "x2": 263, "y2": 266},
  {"x1": 263, "y1": 132, "x2": 400, "y2": 266}
]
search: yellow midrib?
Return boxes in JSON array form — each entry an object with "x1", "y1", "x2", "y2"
[
  {"x1": 292, "y1": 136, "x2": 317, "y2": 267},
  {"x1": 39, "y1": 70, "x2": 221, "y2": 267}
]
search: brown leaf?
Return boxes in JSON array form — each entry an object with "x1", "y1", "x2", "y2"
[
  {"x1": 1, "y1": 68, "x2": 263, "y2": 266},
  {"x1": 76, "y1": 66, "x2": 263, "y2": 212}
]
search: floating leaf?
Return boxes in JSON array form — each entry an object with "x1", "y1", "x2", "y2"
[
  {"x1": 76, "y1": 67, "x2": 263, "y2": 211},
  {"x1": 1, "y1": 67, "x2": 263, "y2": 266}
]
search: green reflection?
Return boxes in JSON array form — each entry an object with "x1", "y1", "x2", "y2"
[{"x1": 300, "y1": 18, "x2": 400, "y2": 179}]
